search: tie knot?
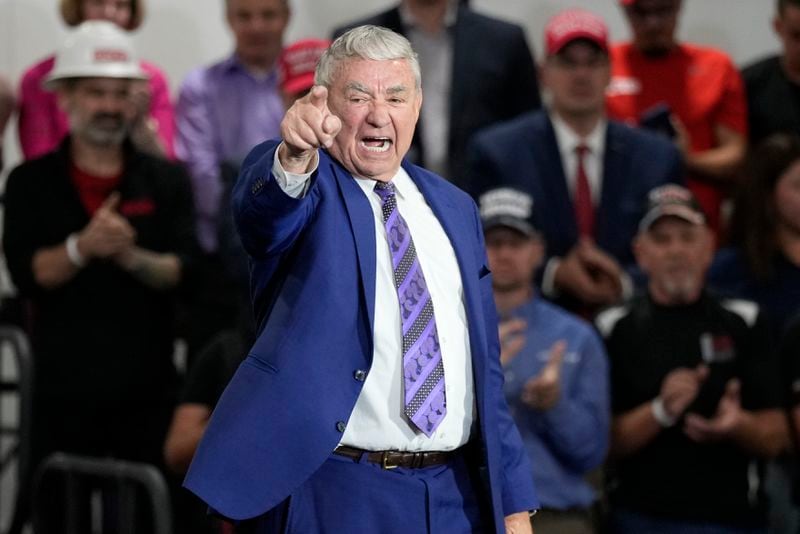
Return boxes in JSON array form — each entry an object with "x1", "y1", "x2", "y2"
[
  {"x1": 374, "y1": 181, "x2": 396, "y2": 203},
  {"x1": 575, "y1": 144, "x2": 590, "y2": 156}
]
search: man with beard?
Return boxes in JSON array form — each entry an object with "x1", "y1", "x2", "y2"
[
  {"x1": 3, "y1": 19, "x2": 197, "y2": 494},
  {"x1": 595, "y1": 184, "x2": 788, "y2": 533},
  {"x1": 606, "y1": 0, "x2": 747, "y2": 237}
]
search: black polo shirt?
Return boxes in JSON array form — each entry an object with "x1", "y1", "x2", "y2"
[{"x1": 597, "y1": 292, "x2": 781, "y2": 527}]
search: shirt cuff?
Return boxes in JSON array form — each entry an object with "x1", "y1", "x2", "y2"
[
  {"x1": 542, "y1": 257, "x2": 562, "y2": 298},
  {"x1": 271, "y1": 144, "x2": 318, "y2": 199}
]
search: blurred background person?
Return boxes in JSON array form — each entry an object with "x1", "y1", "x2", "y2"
[
  {"x1": 3, "y1": 21, "x2": 197, "y2": 530},
  {"x1": 465, "y1": 8, "x2": 683, "y2": 316},
  {"x1": 481, "y1": 187, "x2": 609, "y2": 534},
  {"x1": 278, "y1": 37, "x2": 330, "y2": 107},
  {"x1": 709, "y1": 133, "x2": 800, "y2": 534},
  {"x1": 742, "y1": 0, "x2": 800, "y2": 147},
  {"x1": 174, "y1": 0, "x2": 290, "y2": 364},
  {"x1": 709, "y1": 133, "x2": 800, "y2": 342},
  {"x1": 333, "y1": 0, "x2": 540, "y2": 184},
  {"x1": 607, "y1": 0, "x2": 748, "y2": 237},
  {"x1": 597, "y1": 184, "x2": 787, "y2": 534},
  {"x1": 785, "y1": 315, "x2": 800, "y2": 530},
  {"x1": 163, "y1": 324, "x2": 250, "y2": 534},
  {"x1": 17, "y1": 0, "x2": 174, "y2": 160}
]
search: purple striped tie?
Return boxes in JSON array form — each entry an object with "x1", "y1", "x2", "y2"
[{"x1": 374, "y1": 181, "x2": 446, "y2": 437}]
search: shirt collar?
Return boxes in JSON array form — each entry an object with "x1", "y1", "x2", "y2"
[
  {"x1": 354, "y1": 165, "x2": 413, "y2": 201},
  {"x1": 399, "y1": 0, "x2": 459, "y2": 31},
  {"x1": 550, "y1": 111, "x2": 607, "y2": 158},
  {"x1": 224, "y1": 53, "x2": 279, "y2": 83}
]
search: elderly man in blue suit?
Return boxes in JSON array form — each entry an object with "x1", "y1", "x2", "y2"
[
  {"x1": 185, "y1": 25, "x2": 538, "y2": 533},
  {"x1": 464, "y1": 9, "x2": 684, "y2": 316}
]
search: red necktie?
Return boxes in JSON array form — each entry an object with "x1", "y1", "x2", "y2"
[{"x1": 574, "y1": 145, "x2": 595, "y2": 238}]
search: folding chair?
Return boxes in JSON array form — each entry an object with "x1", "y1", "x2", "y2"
[
  {"x1": 32, "y1": 453, "x2": 172, "y2": 534},
  {"x1": 0, "y1": 325, "x2": 33, "y2": 534}
]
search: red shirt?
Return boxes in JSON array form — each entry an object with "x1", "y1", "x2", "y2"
[
  {"x1": 70, "y1": 163, "x2": 122, "y2": 215},
  {"x1": 606, "y1": 43, "x2": 747, "y2": 233}
]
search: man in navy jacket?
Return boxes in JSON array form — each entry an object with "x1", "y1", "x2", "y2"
[
  {"x1": 464, "y1": 8, "x2": 683, "y2": 315},
  {"x1": 185, "y1": 25, "x2": 537, "y2": 533}
]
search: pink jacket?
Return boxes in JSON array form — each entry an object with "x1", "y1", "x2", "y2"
[{"x1": 17, "y1": 55, "x2": 175, "y2": 160}]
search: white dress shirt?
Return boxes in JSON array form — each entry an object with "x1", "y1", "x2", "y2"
[
  {"x1": 272, "y1": 149, "x2": 475, "y2": 451},
  {"x1": 549, "y1": 112, "x2": 606, "y2": 206}
]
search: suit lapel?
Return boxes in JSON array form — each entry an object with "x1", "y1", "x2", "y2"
[
  {"x1": 598, "y1": 123, "x2": 628, "y2": 248},
  {"x1": 331, "y1": 157, "x2": 377, "y2": 339},
  {"x1": 536, "y1": 115, "x2": 579, "y2": 246}
]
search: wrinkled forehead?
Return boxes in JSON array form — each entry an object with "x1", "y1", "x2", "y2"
[{"x1": 331, "y1": 57, "x2": 419, "y2": 90}]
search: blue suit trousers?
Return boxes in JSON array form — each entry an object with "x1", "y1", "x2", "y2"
[{"x1": 245, "y1": 450, "x2": 491, "y2": 534}]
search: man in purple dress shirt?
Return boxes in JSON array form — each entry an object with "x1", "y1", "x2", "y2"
[{"x1": 175, "y1": 0, "x2": 290, "y2": 360}]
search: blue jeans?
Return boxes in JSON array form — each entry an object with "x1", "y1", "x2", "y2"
[{"x1": 610, "y1": 508, "x2": 767, "y2": 534}]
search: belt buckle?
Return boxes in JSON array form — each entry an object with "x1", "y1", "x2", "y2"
[{"x1": 381, "y1": 451, "x2": 399, "y2": 470}]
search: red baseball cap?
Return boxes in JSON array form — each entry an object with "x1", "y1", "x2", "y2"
[
  {"x1": 544, "y1": 8, "x2": 609, "y2": 56},
  {"x1": 278, "y1": 38, "x2": 331, "y2": 96}
]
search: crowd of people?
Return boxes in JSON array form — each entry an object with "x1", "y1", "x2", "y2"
[{"x1": 1, "y1": 0, "x2": 800, "y2": 533}]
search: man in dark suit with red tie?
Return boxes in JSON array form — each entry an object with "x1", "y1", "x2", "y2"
[{"x1": 464, "y1": 8, "x2": 684, "y2": 315}]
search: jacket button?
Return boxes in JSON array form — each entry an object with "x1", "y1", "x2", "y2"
[
  {"x1": 336, "y1": 421, "x2": 346, "y2": 433},
  {"x1": 353, "y1": 369, "x2": 367, "y2": 381}
]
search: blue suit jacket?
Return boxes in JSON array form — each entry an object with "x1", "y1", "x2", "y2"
[
  {"x1": 184, "y1": 140, "x2": 538, "y2": 529},
  {"x1": 464, "y1": 111, "x2": 683, "y2": 305},
  {"x1": 333, "y1": 5, "x2": 541, "y2": 184}
]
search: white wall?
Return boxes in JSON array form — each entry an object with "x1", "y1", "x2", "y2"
[{"x1": 0, "y1": 0, "x2": 783, "y2": 174}]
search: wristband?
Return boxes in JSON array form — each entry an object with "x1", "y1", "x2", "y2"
[
  {"x1": 651, "y1": 397, "x2": 677, "y2": 428},
  {"x1": 65, "y1": 233, "x2": 86, "y2": 268}
]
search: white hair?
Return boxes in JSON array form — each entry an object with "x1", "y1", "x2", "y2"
[{"x1": 315, "y1": 25, "x2": 421, "y2": 90}]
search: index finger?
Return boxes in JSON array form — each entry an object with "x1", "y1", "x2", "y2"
[
  {"x1": 544, "y1": 340, "x2": 566, "y2": 376},
  {"x1": 308, "y1": 85, "x2": 329, "y2": 111},
  {"x1": 99, "y1": 192, "x2": 121, "y2": 213},
  {"x1": 499, "y1": 318, "x2": 526, "y2": 338}
]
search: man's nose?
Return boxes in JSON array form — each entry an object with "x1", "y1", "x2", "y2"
[{"x1": 366, "y1": 101, "x2": 391, "y2": 127}]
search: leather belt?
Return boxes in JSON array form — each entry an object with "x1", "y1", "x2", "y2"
[{"x1": 333, "y1": 445, "x2": 457, "y2": 470}]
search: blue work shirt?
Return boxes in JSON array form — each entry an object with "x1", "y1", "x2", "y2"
[{"x1": 502, "y1": 297, "x2": 610, "y2": 510}]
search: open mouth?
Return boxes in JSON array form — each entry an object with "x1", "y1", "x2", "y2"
[{"x1": 360, "y1": 137, "x2": 392, "y2": 153}]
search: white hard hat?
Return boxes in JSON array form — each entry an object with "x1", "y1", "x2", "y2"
[{"x1": 45, "y1": 20, "x2": 147, "y2": 89}]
